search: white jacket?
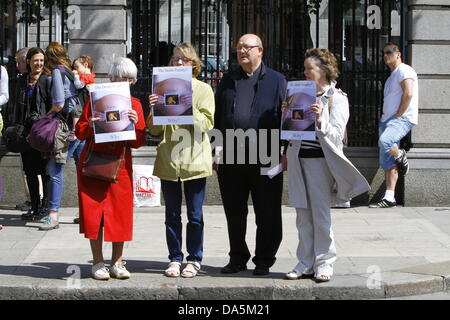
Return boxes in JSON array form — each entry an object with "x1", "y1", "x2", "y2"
[
  {"x1": 0, "y1": 66, "x2": 9, "y2": 108},
  {"x1": 286, "y1": 84, "x2": 370, "y2": 208}
]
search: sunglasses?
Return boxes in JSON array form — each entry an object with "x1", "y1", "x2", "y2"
[
  {"x1": 171, "y1": 56, "x2": 192, "y2": 63},
  {"x1": 382, "y1": 49, "x2": 397, "y2": 55}
]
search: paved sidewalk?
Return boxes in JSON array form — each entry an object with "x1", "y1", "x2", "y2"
[{"x1": 1, "y1": 205, "x2": 450, "y2": 300}]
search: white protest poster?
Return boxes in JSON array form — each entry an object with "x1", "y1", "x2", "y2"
[
  {"x1": 152, "y1": 66, "x2": 193, "y2": 125},
  {"x1": 281, "y1": 81, "x2": 317, "y2": 141},
  {"x1": 89, "y1": 81, "x2": 136, "y2": 143},
  {"x1": 133, "y1": 165, "x2": 161, "y2": 207}
]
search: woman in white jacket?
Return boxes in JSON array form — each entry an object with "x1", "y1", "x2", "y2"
[{"x1": 283, "y1": 48, "x2": 370, "y2": 282}]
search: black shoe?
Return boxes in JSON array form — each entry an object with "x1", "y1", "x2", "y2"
[
  {"x1": 253, "y1": 265, "x2": 270, "y2": 276},
  {"x1": 16, "y1": 201, "x2": 31, "y2": 211},
  {"x1": 369, "y1": 199, "x2": 397, "y2": 208},
  {"x1": 73, "y1": 218, "x2": 80, "y2": 224},
  {"x1": 21, "y1": 210, "x2": 36, "y2": 220},
  {"x1": 220, "y1": 263, "x2": 247, "y2": 274},
  {"x1": 395, "y1": 149, "x2": 409, "y2": 176},
  {"x1": 33, "y1": 208, "x2": 49, "y2": 221}
]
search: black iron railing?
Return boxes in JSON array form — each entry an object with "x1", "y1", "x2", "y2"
[
  {"x1": 129, "y1": 0, "x2": 226, "y2": 121},
  {"x1": 0, "y1": 1, "x2": 408, "y2": 148},
  {"x1": 225, "y1": 0, "x2": 406, "y2": 147},
  {"x1": 1, "y1": 0, "x2": 68, "y2": 128}
]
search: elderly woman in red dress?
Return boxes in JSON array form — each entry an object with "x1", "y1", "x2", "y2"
[{"x1": 75, "y1": 57, "x2": 146, "y2": 280}]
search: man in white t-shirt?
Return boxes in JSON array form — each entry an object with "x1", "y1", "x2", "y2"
[{"x1": 370, "y1": 42, "x2": 418, "y2": 208}]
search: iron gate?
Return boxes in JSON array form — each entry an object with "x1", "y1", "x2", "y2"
[
  {"x1": 1, "y1": 1, "x2": 407, "y2": 148},
  {"x1": 225, "y1": 0, "x2": 406, "y2": 147},
  {"x1": 129, "y1": 0, "x2": 226, "y2": 122},
  {"x1": 1, "y1": 0, "x2": 68, "y2": 128}
]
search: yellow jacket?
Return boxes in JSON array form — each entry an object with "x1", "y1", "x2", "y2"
[{"x1": 149, "y1": 78, "x2": 215, "y2": 181}]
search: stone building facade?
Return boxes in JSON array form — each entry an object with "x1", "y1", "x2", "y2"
[{"x1": 0, "y1": 0, "x2": 449, "y2": 206}]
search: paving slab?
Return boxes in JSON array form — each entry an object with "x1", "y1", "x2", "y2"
[{"x1": 1, "y1": 205, "x2": 450, "y2": 299}]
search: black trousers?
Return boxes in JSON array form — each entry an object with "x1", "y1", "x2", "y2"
[
  {"x1": 20, "y1": 148, "x2": 50, "y2": 211},
  {"x1": 217, "y1": 164, "x2": 283, "y2": 267}
]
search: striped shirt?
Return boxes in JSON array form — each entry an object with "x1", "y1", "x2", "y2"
[{"x1": 298, "y1": 88, "x2": 333, "y2": 158}]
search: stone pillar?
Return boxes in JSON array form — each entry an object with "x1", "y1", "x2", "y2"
[
  {"x1": 67, "y1": 0, "x2": 128, "y2": 80},
  {"x1": 406, "y1": 0, "x2": 450, "y2": 205}
]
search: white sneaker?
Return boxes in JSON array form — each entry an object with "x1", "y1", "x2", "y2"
[
  {"x1": 109, "y1": 261, "x2": 131, "y2": 279},
  {"x1": 92, "y1": 262, "x2": 110, "y2": 281}
]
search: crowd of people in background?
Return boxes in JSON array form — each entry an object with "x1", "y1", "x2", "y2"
[{"x1": 0, "y1": 35, "x2": 418, "y2": 282}]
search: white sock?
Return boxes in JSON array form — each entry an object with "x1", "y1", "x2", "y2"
[{"x1": 383, "y1": 190, "x2": 395, "y2": 202}]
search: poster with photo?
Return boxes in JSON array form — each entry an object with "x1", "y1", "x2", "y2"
[
  {"x1": 89, "y1": 81, "x2": 136, "y2": 143},
  {"x1": 152, "y1": 66, "x2": 193, "y2": 125},
  {"x1": 281, "y1": 81, "x2": 317, "y2": 141}
]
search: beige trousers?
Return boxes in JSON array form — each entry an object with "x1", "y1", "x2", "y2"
[{"x1": 294, "y1": 157, "x2": 337, "y2": 276}]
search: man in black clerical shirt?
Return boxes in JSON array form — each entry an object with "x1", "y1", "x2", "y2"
[{"x1": 214, "y1": 34, "x2": 286, "y2": 276}]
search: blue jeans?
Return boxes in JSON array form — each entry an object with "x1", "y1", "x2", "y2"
[
  {"x1": 378, "y1": 116, "x2": 415, "y2": 171},
  {"x1": 47, "y1": 138, "x2": 85, "y2": 211},
  {"x1": 161, "y1": 178, "x2": 206, "y2": 265}
]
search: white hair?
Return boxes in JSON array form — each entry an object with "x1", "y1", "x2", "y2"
[
  {"x1": 16, "y1": 47, "x2": 29, "y2": 62},
  {"x1": 108, "y1": 56, "x2": 138, "y2": 84}
]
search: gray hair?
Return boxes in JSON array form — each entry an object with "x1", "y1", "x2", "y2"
[
  {"x1": 108, "y1": 56, "x2": 138, "y2": 84},
  {"x1": 16, "y1": 47, "x2": 29, "y2": 62}
]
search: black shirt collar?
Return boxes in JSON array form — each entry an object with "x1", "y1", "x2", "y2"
[{"x1": 231, "y1": 62, "x2": 266, "y2": 80}]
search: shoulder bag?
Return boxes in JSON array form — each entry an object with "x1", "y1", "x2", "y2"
[
  {"x1": 81, "y1": 139, "x2": 126, "y2": 183},
  {"x1": 28, "y1": 112, "x2": 62, "y2": 152}
]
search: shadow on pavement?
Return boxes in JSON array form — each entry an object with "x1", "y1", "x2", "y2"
[
  {"x1": 0, "y1": 213, "x2": 29, "y2": 228},
  {"x1": 0, "y1": 260, "x2": 288, "y2": 280}
]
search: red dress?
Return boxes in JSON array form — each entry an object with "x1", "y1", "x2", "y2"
[{"x1": 75, "y1": 96, "x2": 146, "y2": 242}]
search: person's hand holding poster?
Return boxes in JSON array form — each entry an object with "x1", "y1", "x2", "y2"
[
  {"x1": 281, "y1": 81, "x2": 317, "y2": 140},
  {"x1": 90, "y1": 82, "x2": 136, "y2": 143},
  {"x1": 152, "y1": 66, "x2": 193, "y2": 125}
]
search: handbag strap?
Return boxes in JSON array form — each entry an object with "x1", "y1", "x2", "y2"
[{"x1": 83, "y1": 138, "x2": 127, "y2": 166}]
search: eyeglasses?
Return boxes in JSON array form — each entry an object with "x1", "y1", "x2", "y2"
[
  {"x1": 382, "y1": 49, "x2": 397, "y2": 55},
  {"x1": 171, "y1": 56, "x2": 192, "y2": 63},
  {"x1": 236, "y1": 45, "x2": 260, "y2": 53}
]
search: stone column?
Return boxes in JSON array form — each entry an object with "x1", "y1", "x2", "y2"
[
  {"x1": 67, "y1": 0, "x2": 128, "y2": 80},
  {"x1": 406, "y1": 0, "x2": 450, "y2": 205}
]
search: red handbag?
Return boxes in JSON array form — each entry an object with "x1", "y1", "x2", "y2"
[{"x1": 81, "y1": 140, "x2": 126, "y2": 183}]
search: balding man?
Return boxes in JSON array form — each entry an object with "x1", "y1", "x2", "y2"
[
  {"x1": 214, "y1": 34, "x2": 286, "y2": 276},
  {"x1": 15, "y1": 47, "x2": 29, "y2": 74}
]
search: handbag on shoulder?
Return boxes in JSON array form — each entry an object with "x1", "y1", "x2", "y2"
[
  {"x1": 81, "y1": 139, "x2": 126, "y2": 183},
  {"x1": 28, "y1": 112, "x2": 63, "y2": 152}
]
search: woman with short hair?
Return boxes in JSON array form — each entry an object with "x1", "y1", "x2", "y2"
[
  {"x1": 147, "y1": 43, "x2": 215, "y2": 278},
  {"x1": 76, "y1": 56, "x2": 146, "y2": 280},
  {"x1": 283, "y1": 48, "x2": 369, "y2": 282}
]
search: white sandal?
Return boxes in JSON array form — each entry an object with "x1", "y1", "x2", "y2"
[
  {"x1": 164, "y1": 262, "x2": 181, "y2": 278},
  {"x1": 285, "y1": 270, "x2": 314, "y2": 280},
  {"x1": 181, "y1": 263, "x2": 200, "y2": 278},
  {"x1": 315, "y1": 264, "x2": 333, "y2": 282},
  {"x1": 315, "y1": 274, "x2": 332, "y2": 282}
]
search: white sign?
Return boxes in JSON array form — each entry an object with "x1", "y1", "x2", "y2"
[
  {"x1": 152, "y1": 66, "x2": 193, "y2": 125},
  {"x1": 281, "y1": 81, "x2": 317, "y2": 141},
  {"x1": 89, "y1": 82, "x2": 136, "y2": 144}
]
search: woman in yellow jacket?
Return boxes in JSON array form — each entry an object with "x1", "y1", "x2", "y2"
[{"x1": 147, "y1": 43, "x2": 215, "y2": 278}]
